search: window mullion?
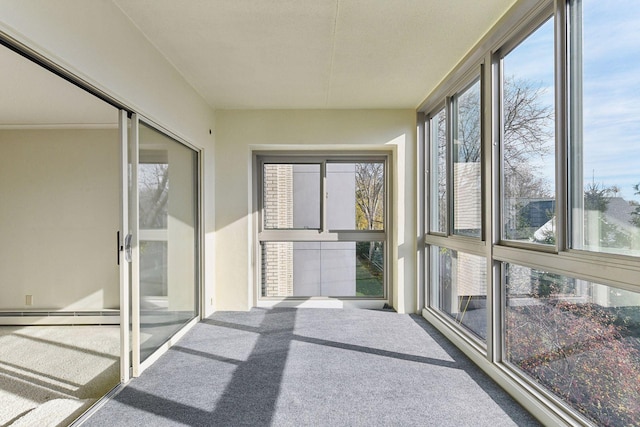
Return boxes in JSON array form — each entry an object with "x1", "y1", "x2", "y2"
[
  {"x1": 321, "y1": 160, "x2": 327, "y2": 234},
  {"x1": 555, "y1": 1, "x2": 569, "y2": 254},
  {"x1": 446, "y1": 96, "x2": 453, "y2": 236}
]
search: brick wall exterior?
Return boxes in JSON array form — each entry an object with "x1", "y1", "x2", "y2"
[{"x1": 262, "y1": 165, "x2": 293, "y2": 296}]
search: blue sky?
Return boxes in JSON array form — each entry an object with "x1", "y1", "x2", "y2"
[
  {"x1": 502, "y1": 2, "x2": 640, "y2": 202},
  {"x1": 581, "y1": 0, "x2": 640, "y2": 201},
  {"x1": 503, "y1": 18, "x2": 556, "y2": 194}
]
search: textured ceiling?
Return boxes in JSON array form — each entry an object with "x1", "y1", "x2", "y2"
[
  {"x1": 114, "y1": 0, "x2": 517, "y2": 109},
  {"x1": 0, "y1": 0, "x2": 517, "y2": 127}
]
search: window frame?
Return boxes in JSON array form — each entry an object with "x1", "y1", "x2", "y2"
[
  {"x1": 424, "y1": 68, "x2": 485, "y2": 243},
  {"x1": 495, "y1": 13, "x2": 560, "y2": 253},
  {"x1": 429, "y1": 245, "x2": 489, "y2": 348},
  {"x1": 426, "y1": 104, "x2": 448, "y2": 236},
  {"x1": 566, "y1": 0, "x2": 640, "y2": 261},
  {"x1": 255, "y1": 152, "x2": 391, "y2": 300},
  {"x1": 419, "y1": 0, "x2": 640, "y2": 425},
  {"x1": 451, "y1": 76, "x2": 484, "y2": 241},
  {"x1": 423, "y1": 67, "x2": 488, "y2": 349}
]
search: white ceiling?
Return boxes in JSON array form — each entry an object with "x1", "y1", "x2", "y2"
[
  {"x1": 113, "y1": 0, "x2": 516, "y2": 110},
  {"x1": 0, "y1": 0, "x2": 517, "y2": 127}
]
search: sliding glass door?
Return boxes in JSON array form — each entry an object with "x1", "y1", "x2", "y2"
[{"x1": 123, "y1": 114, "x2": 199, "y2": 377}]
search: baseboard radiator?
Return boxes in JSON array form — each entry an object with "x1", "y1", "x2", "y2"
[{"x1": 0, "y1": 310, "x2": 120, "y2": 326}]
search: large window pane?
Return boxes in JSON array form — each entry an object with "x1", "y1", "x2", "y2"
[
  {"x1": 260, "y1": 156, "x2": 386, "y2": 299},
  {"x1": 430, "y1": 246, "x2": 486, "y2": 340},
  {"x1": 261, "y1": 241, "x2": 384, "y2": 297},
  {"x1": 504, "y1": 263, "x2": 640, "y2": 426},
  {"x1": 138, "y1": 123, "x2": 198, "y2": 362},
  {"x1": 453, "y1": 80, "x2": 482, "y2": 238},
  {"x1": 430, "y1": 108, "x2": 447, "y2": 233},
  {"x1": 263, "y1": 164, "x2": 320, "y2": 230},
  {"x1": 327, "y1": 162, "x2": 385, "y2": 231},
  {"x1": 570, "y1": 1, "x2": 640, "y2": 256},
  {"x1": 502, "y1": 18, "x2": 556, "y2": 245}
]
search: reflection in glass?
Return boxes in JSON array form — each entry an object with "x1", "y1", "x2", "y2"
[
  {"x1": 430, "y1": 246, "x2": 486, "y2": 340},
  {"x1": 504, "y1": 263, "x2": 640, "y2": 426},
  {"x1": 430, "y1": 108, "x2": 447, "y2": 234},
  {"x1": 139, "y1": 163, "x2": 168, "y2": 229},
  {"x1": 570, "y1": 0, "x2": 640, "y2": 256},
  {"x1": 261, "y1": 241, "x2": 384, "y2": 297},
  {"x1": 502, "y1": 18, "x2": 556, "y2": 245},
  {"x1": 263, "y1": 164, "x2": 320, "y2": 230},
  {"x1": 138, "y1": 123, "x2": 198, "y2": 362},
  {"x1": 453, "y1": 80, "x2": 482, "y2": 238},
  {"x1": 327, "y1": 162, "x2": 385, "y2": 231}
]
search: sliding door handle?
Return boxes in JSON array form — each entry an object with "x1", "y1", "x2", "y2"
[
  {"x1": 117, "y1": 231, "x2": 133, "y2": 265},
  {"x1": 124, "y1": 233, "x2": 133, "y2": 263}
]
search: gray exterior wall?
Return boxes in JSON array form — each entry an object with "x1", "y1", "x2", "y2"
[{"x1": 263, "y1": 163, "x2": 357, "y2": 297}]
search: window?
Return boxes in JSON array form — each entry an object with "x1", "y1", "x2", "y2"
[
  {"x1": 452, "y1": 79, "x2": 482, "y2": 238},
  {"x1": 421, "y1": 1, "x2": 640, "y2": 424},
  {"x1": 424, "y1": 74, "x2": 484, "y2": 344},
  {"x1": 501, "y1": 18, "x2": 556, "y2": 245},
  {"x1": 137, "y1": 122, "x2": 199, "y2": 362},
  {"x1": 431, "y1": 246, "x2": 487, "y2": 341},
  {"x1": 429, "y1": 108, "x2": 447, "y2": 234},
  {"x1": 258, "y1": 155, "x2": 388, "y2": 298},
  {"x1": 263, "y1": 164, "x2": 320, "y2": 230},
  {"x1": 569, "y1": 0, "x2": 640, "y2": 256},
  {"x1": 504, "y1": 263, "x2": 640, "y2": 426}
]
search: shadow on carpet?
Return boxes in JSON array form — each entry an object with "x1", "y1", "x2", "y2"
[{"x1": 85, "y1": 308, "x2": 540, "y2": 426}]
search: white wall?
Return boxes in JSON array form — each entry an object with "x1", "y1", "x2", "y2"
[
  {"x1": 0, "y1": 1, "x2": 217, "y2": 315},
  {"x1": 215, "y1": 110, "x2": 417, "y2": 313},
  {"x1": 0, "y1": 129, "x2": 119, "y2": 310}
]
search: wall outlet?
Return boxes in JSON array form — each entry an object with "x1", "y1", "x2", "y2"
[{"x1": 25, "y1": 295, "x2": 33, "y2": 306}]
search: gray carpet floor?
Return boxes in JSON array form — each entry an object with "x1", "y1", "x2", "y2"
[{"x1": 84, "y1": 308, "x2": 540, "y2": 426}]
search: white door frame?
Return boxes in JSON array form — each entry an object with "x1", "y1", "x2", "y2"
[{"x1": 118, "y1": 109, "x2": 131, "y2": 383}]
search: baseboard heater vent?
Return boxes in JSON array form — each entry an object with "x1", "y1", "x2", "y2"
[{"x1": 0, "y1": 310, "x2": 120, "y2": 325}]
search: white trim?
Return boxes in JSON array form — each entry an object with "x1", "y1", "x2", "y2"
[
  {"x1": 130, "y1": 113, "x2": 141, "y2": 377},
  {"x1": 0, "y1": 315, "x2": 119, "y2": 326},
  {"x1": 118, "y1": 109, "x2": 131, "y2": 384},
  {"x1": 416, "y1": 112, "x2": 426, "y2": 312}
]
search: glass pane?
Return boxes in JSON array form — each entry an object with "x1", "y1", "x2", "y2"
[
  {"x1": 504, "y1": 263, "x2": 640, "y2": 426},
  {"x1": 430, "y1": 246, "x2": 487, "y2": 340},
  {"x1": 453, "y1": 80, "x2": 482, "y2": 238},
  {"x1": 327, "y1": 162, "x2": 384, "y2": 230},
  {"x1": 139, "y1": 163, "x2": 168, "y2": 229},
  {"x1": 570, "y1": 1, "x2": 640, "y2": 256},
  {"x1": 140, "y1": 241, "x2": 168, "y2": 298},
  {"x1": 139, "y1": 123, "x2": 198, "y2": 362},
  {"x1": 263, "y1": 164, "x2": 320, "y2": 229},
  {"x1": 430, "y1": 108, "x2": 447, "y2": 233},
  {"x1": 261, "y1": 241, "x2": 384, "y2": 297},
  {"x1": 502, "y1": 18, "x2": 556, "y2": 244}
]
